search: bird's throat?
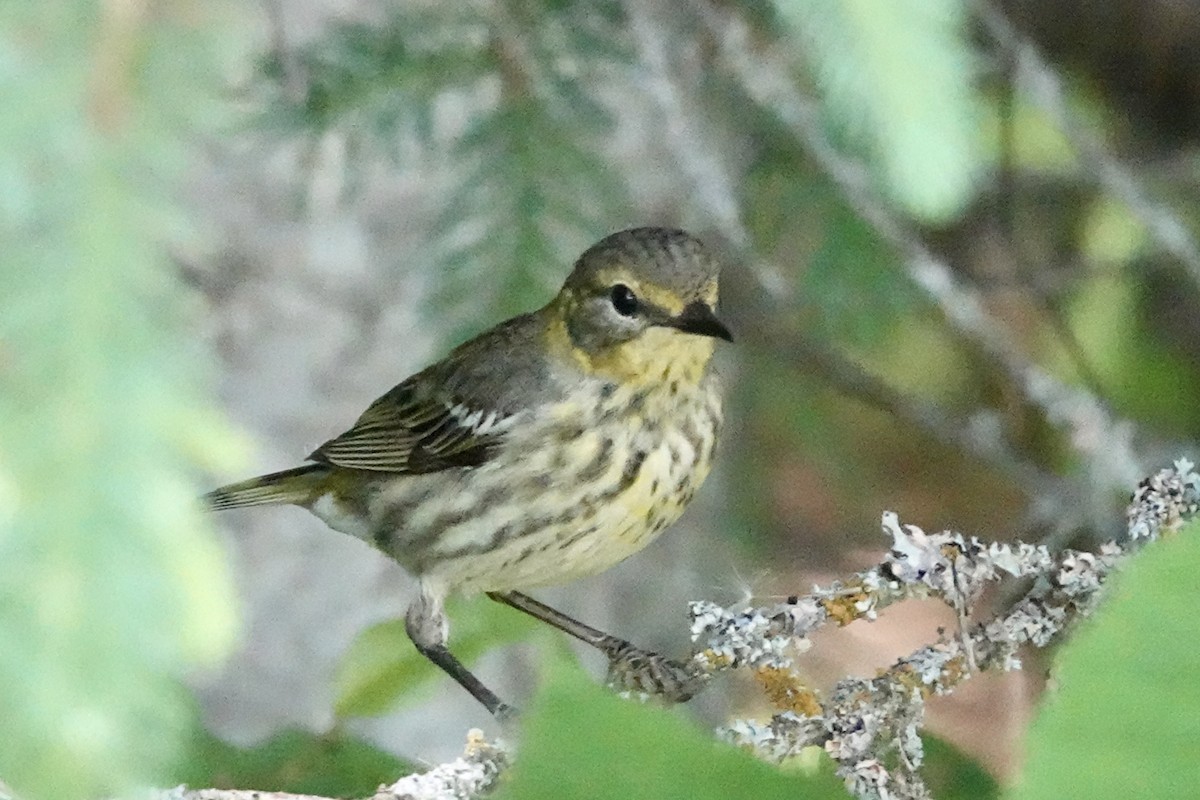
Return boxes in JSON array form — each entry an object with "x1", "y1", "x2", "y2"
[{"x1": 584, "y1": 327, "x2": 715, "y2": 389}]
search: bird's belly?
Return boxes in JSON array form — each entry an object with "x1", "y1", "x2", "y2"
[
  {"x1": 367, "y1": 403, "x2": 720, "y2": 595},
  {"x1": 449, "y1": 439, "x2": 709, "y2": 592}
]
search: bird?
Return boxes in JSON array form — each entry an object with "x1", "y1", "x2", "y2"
[{"x1": 204, "y1": 226, "x2": 732, "y2": 718}]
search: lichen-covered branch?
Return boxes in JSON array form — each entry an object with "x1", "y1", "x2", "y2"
[
  {"x1": 142, "y1": 732, "x2": 507, "y2": 800},
  {"x1": 374, "y1": 731, "x2": 507, "y2": 800},
  {"x1": 687, "y1": 459, "x2": 1199, "y2": 799}
]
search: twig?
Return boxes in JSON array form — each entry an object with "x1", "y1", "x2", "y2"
[
  {"x1": 148, "y1": 731, "x2": 507, "y2": 800},
  {"x1": 626, "y1": 0, "x2": 793, "y2": 301},
  {"x1": 260, "y1": 0, "x2": 305, "y2": 103},
  {"x1": 976, "y1": 1, "x2": 1200, "y2": 295}
]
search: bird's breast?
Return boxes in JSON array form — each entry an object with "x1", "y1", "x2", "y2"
[{"x1": 353, "y1": 376, "x2": 723, "y2": 594}]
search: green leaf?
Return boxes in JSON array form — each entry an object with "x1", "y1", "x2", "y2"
[
  {"x1": 922, "y1": 735, "x2": 999, "y2": 800},
  {"x1": 176, "y1": 727, "x2": 412, "y2": 797},
  {"x1": 1009, "y1": 521, "x2": 1200, "y2": 799},
  {"x1": 496, "y1": 670, "x2": 851, "y2": 800},
  {"x1": 777, "y1": 0, "x2": 981, "y2": 221},
  {"x1": 334, "y1": 597, "x2": 538, "y2": 718}
]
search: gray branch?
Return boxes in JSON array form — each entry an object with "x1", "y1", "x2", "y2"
[
  {"x1": 145, "y1": 732, "x2": 507, "y2": 800},
  {"x1": 691, "y1": 458, "x2": 1198, "y2": 798}
]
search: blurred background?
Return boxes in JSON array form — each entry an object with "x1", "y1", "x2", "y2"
[{"x1": 4, "y1": 0, "x2": 1200, "y2": 797}]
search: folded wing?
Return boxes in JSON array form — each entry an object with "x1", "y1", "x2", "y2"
[{"x1": 307, "y1": 377, "x2": 512, "y2": 473}]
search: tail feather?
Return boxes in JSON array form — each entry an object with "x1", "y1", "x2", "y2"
[{"x1": 204, "y1": 465, "x2": 328, "y2": 511}]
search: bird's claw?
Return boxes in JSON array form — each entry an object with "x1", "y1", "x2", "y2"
[{"x1": 602, "y1": 640, "x2": 708, "y2": 703}]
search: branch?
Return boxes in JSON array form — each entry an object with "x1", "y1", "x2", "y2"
[
  {"x1": 373, "y1": 732, "x2": 506, "y2": 800},
  {"x1": 147, "y1": 732, "x2": 507, "y2": 800},
  {"x1": 975, "y1": 1, "x2": 1200, "y2": 295},
  {"x1": 687, "y1": 458, "x2": 1199, "y2": 798}
]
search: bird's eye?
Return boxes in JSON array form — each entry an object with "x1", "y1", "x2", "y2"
[{"x1": 610, "y1": 284, "x2": 639, "y2": 317}]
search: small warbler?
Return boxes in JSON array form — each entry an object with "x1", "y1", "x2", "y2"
[{"x1": 205, "y1": 227, "x2": 732, "y2": 717}]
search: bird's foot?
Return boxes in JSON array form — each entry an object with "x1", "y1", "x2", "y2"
[{"x1": 601, "y1": 639, "x2": 709, "y2": 704}]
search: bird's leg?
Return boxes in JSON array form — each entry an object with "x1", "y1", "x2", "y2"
[
  {"x1": 406, "y1": 590, "x2": 515, "y2": 720},
  {"x1": 487, "y1": 590, "x2": 708, "y2": 703}
]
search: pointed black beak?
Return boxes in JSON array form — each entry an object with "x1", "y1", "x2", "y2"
[{"x1": 668, "y1": 300, "x2": 734, "y2": 342}]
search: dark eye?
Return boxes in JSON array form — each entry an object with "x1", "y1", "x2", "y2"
[{"x1": 610, "y1": 284, "x2": 639, "y2": 316}]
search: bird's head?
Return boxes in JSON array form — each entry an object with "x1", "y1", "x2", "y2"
[{"x1": 552, "y1": 227, "x2": 732, "y2": 385}]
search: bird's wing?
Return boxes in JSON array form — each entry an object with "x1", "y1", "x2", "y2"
[
  {"x1": 306, "y1": 375, "x2": 515, "y2": 473},
  {"x1": 308, "y1": 311, "x2": 556, "y2": 473}
]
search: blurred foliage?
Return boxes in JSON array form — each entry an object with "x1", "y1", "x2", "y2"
[
  {"x1": 498, "y1": 669, "x2": 851, "y2": 799},
  {"x1": 263, "y1": 0, "x2": 629, "y2": 341},
  {"x1": 922, "y1": 735, "x2": 1000, "y2": 800},
  {"x1": 1010, "y1": 519, "x2": 1200, "y2": 799},
  {"x1": 980, "y1": 94, "x2": 1077, "y2": 173},
  {"x1": 1063, "y1": 273, "x2": 1200, "y2": 431},
  {"x1": 429, "y1": 0, "x2": 630, "y2": 337},
  {"x1": 335, "y1": 596, "x2": 538, "y2": 717},
  {"x1": 259, "y1": 7, "x2": 490, "y2": 147},
  {"x1": 176, "y1": 726, "x2": 412, "y2": 797},
  {"x1": 4, "y1": 0, "x2": 1197, "y2": 795},
  {"x1": 777, "y1": 0, "x2": 982, "y2": 220},
  {"x1": 0, "y1": 2, "x2": 247, "y2": 799},
  {"x1": 744, "y1": 133, "x2": 923, "y2": 347}
]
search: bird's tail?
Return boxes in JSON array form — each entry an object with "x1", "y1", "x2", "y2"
[{"x1": 204, "y1": 464, "x2": 328, "y2": 511}]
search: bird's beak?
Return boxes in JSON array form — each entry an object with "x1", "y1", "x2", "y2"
[{"x1": 666, "y1": 300, "x2": 734, "y2": 342}]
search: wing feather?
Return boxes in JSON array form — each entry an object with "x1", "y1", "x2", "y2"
[
  {"x1": 306, "y1": 377, "x2": 512, "y2": 473},
  {"x1": 307, "y1": 311, "x2": 552, "y2": 473}
]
